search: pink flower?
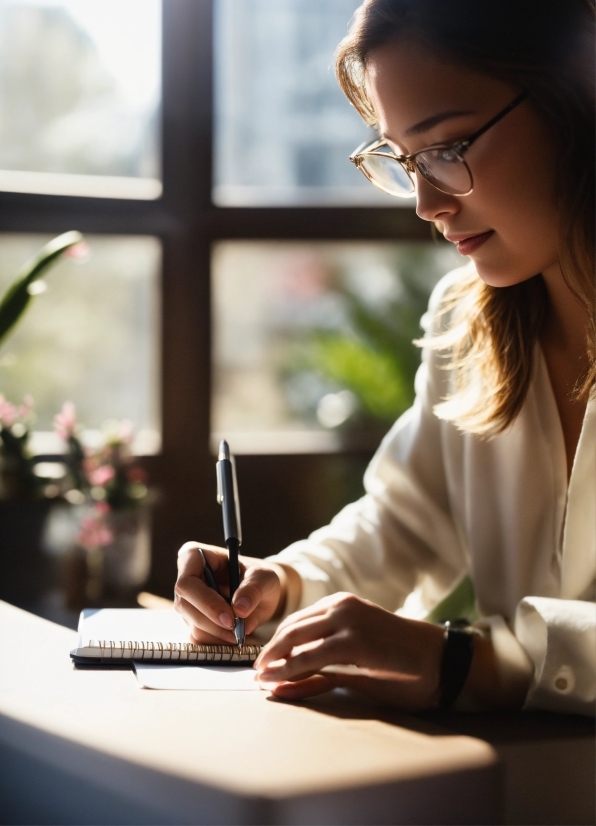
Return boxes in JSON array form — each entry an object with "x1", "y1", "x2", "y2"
[
  {"x1": 0, "y1": 399, "x2": 16, "y2": 428},
  {"x1": 18, "y1": 395, "x2": 34, "y2": 420},
  {"x1": 89, "y1": 465, "x2": 115, "y2": 486},
  {"x1": 54, "y1": 402, "x2": 77, "y2": 440},
  {"x1": 77, "y1": 512, "x2": 113, "y2": 550}
]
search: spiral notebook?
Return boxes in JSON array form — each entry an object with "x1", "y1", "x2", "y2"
[{"x1": 70, "y1": 608, "x2": 262, "y2": 666}]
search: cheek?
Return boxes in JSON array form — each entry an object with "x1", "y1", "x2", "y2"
[{"x1": 465, "y1": 137, "x2": 560, "y2": 284}]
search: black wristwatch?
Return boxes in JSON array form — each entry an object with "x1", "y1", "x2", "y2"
[{"x1": 439, "y1": 620, "x2": 475, "y2": 709}]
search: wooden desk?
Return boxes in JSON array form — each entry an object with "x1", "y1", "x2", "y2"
[
  {"x1": 0, "y1": 601, "x2": 499, "y2": 825},
  {"x1": 423, "y1": 708, "x2": 595, "y2": 825}
]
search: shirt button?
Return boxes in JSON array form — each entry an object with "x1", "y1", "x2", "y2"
[{"x1": 553, "y1": 665, "x2": 574, "y2": 694}]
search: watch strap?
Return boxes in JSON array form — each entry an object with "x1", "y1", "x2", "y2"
[{"x1": 440, "y1": 622, "x2": 475, "y2": 709}]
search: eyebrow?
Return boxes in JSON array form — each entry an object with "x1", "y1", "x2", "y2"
[{"x1": 382, "y1": 108, "x2": 477, "y2": 141}]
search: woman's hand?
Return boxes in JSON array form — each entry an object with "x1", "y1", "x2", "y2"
[
  {"x1": 174, "y1": 542, "x2": 285, "y2": 644},
  {"x1": 254, "y1": 592, "x2": 447, "y2": 711}
]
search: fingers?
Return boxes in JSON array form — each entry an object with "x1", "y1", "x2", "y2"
[
  {"x1": 175, "y1": 571, "x2": 235, "y2": 629},
  {"x1": 258, "y1": 636, "x2": 347, "y2": 683},
  {"x1": 177, "y1": 541, "x2": 231, "y2": 581},
  {"x1": 175, "y1": 595, "x2": 238, "y2": 644},
  {"x1": 175, "y1": 543, "x2": 236, "y2": 632},
  {"x1": 255, "y1": 615, "x2": 335, "y2": 669},
  {"x1": 230, "y1": 565, "x2": 282, "y2": 635},
  {"x1": 262, "y1": 674, "x2": 338, "y2": 700},
  {"x1": 175, "y1": 542, "x2": 282, "y2": 638},
  {"x1": 272, "y1": 592, "x2": 359, "y2": 639},
  {"x1": 262, "y1": 668, "x2": 432, "y2": 711}
]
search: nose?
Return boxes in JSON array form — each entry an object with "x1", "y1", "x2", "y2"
[{"x1": 414, "y1": 172, "x2": 460, "y2": 224}]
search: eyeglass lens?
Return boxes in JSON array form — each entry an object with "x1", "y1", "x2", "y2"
[
  {"x1": 360, "y1": 147, "x2": 473, "y2": 197},
  {"x1": 360, "y1": 154, "x2": 414, "y2": 197},
  {"x1": 415, "y1": 148, "x2": 472, "y2": 195}
]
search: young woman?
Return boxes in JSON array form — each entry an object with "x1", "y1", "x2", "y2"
[{"x1": 175, "y1": 0, "x2": 595, "y2": 715}]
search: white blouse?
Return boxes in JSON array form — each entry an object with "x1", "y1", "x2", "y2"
[{"x1": 269, "y1": 269, "x2": 596, "y2": 716}]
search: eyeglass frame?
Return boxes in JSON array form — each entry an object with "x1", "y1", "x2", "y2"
[{"x1": 349, "y1": 89, "x2": 529, "y2": 197}]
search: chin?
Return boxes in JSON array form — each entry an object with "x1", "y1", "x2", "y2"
[{"x1": 472, "y1": 259, "x2": 538, "y2": 289}]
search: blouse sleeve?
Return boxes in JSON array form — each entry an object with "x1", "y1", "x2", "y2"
[
  {"x1": 267, "y1": 272, "x2": 469, "y2": 617},
  {"x1": 513, "y1": 596, "x2": 596, "y2": 716}
]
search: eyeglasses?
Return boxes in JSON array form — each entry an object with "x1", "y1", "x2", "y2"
[{"x1": 349, "y1": 90, "x2": 528, "y2": 198}]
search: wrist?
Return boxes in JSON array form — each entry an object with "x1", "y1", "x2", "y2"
[
  {"x1": 439, "y1": 623, "x2": 476, "y2": 709},
  {"x1": 465, "y1": 634, "x2": 527, "y2": 709},
  {"x1": 405, "y1": 620, "x2": 445, "y2": 709}
]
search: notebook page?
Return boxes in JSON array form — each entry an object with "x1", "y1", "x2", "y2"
[
  {"x1": 134, "y1": 663, "x2": 260, "y2": 690},
  {"x1": 78, "y1": 609, "x2": 191, "y2": 647}
]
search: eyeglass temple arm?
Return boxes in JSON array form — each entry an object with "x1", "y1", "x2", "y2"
[{"x1": 458, "y1": 90, "x2": 529, "y2": 151}]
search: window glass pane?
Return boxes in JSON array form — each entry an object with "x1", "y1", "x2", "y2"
[
  {"x1": 214, "y1": 0, "x2": 399, "y2": 207},
  {"x1": 0, "y1": 234, "x2": 160, "y2": 453},
  {"x1": 0, "y1": 0, "x2": 161, "y2": 199},
  {"x1": 212, "y1": 241, "x2": 465, "y2": 453}
]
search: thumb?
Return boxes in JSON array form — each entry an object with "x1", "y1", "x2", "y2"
[{"x1": 232, "y1": 566, "x2": 277, "y2": 618}]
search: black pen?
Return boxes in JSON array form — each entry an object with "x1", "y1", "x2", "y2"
[{"x1": 216, "y1": 439, "x2": 245, "y2": 646}]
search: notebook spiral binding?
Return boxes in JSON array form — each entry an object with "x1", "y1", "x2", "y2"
[{"x1": 86, "y1": 640, "x2": 262, "y2": 661}]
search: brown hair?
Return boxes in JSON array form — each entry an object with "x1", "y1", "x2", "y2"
[{"x1": 336, "y1": 0, "x2": 595, "y2": 434}]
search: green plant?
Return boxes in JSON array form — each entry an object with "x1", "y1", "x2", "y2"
[
  {"x1": 311, "y1": 271, "x2": 431, "y2": 422},
  {"x1": 54, "y1": 403, "x2": 149, "y2": 512},
  {"x1": 284, "y1": 261, "x2": 434, "y2": 433},
  {"x1": 0, "y1": 230, "x2": 83, "y2": 348},
  {"x1": 0, "y1": 232, "x2": 86, "y2": 500}
]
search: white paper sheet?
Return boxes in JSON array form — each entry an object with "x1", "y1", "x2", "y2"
[
  {"x1": 78, "y1": 608, "x2": 191, "y2": 647},
  {"x1": 134, "y1": 663, "x2": 261, "y2": 690}
]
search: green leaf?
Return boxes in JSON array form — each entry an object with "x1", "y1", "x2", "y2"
[
  {"x1": 0, "y1": 230, "x2": 84, "y2": 348},
  {"x1": 313, "y1": 335, "x2": 413, "y2": 420}
]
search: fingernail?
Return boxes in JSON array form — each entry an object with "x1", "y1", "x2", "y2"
[
  {"x1": 219, "y1": 612, "x2": 233, "y2": 628},
  {"x1": 234, "y1": 597, "x2": 250, "y2": 613}
]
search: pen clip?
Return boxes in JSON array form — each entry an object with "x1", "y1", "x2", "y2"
[{"x1": 216, "y1": 460, "x2": 224, "y2": 505}]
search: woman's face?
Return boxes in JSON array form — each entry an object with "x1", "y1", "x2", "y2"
[{"x1": 365, "y1": 40, "x2": 561, "y2": 287}]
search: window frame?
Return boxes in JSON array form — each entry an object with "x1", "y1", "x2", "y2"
[{"x1": 0, "y1": 0, "x2": 432, "y2": 590}]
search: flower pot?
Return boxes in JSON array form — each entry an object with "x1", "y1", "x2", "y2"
[
  {"x1": 102, "y1": 507, "x2": 151, "y2": 592},
  {"x1": 0, "y1": 500, "x2": 54, "y2": 608}
]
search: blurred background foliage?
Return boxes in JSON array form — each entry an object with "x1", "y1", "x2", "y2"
[
  {"x1": 276, "y1": 244, "x2": 464, "y2": 441},
  {"x1": 300, "y1": 267, "x2": 431, "y2": 422},
  {"x1": 213, "y1": 241, "x2": 465, "y2": 449}
]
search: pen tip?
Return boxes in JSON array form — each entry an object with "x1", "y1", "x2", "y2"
[{"x1": 234, "y1": 618, "x2": 245, "y2": 647}]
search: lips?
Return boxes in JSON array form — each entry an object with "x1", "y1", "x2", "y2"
[{"x1": 445, "y1": 230, "x2": 494, "y2": 256}]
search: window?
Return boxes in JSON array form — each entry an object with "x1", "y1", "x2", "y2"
[
  {"x1": 212, "y1": 241, "x2": 464, "y2": 453},
  {"x1": 0, "y1": 1, "x2": 456, "y2": 585},
  {"x1": 0, "y1": 233, "x2": 160, "y2": 452},
  {"x1": 0, "y1": 0, "x2": 161, "y2": 198},
  {"x1": 214, "y1": 0, "x2": 396, "y2": 205}
]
